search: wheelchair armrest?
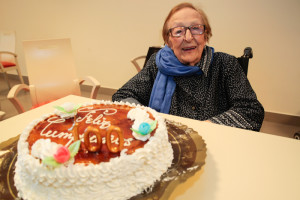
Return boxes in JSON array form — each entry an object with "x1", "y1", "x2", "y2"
[{"x1": 243, "y1": 47, "x2": 253, "y2": 59}]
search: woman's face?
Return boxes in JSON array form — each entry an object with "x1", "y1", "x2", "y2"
[{"x1": 167, "y1": 7, "x2": 207, "y2": 66}]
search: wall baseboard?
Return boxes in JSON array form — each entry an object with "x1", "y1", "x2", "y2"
[
  {"x1": 3, "y1": 75, "x2": 299, "y2": 126},
  {"x1": 80, "y1": 84, "x2": 117, "y2": 96},
  {"x1": 1, "y1": 73, "x2": 29, "y2": 84},
  {"x1": 3, "y1": 74, "x2": 118, "y2": 95},
  {"x1": 264, "y1": 112, "x2": 300, "y2": 127}
]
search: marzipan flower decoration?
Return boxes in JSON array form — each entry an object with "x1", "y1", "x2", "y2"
[
  {"x1": 131, "y1": 121, "x2": 157, "y2": 135},
  {"x1": 127, "y1": 107, "x2": 157, "y2": 141},
  {"x1": 42, "y1": 140, "x2": 81, "y2": 168},
  {"x1": 54, "y1": 102, "x2": 81, "y2": 119}
]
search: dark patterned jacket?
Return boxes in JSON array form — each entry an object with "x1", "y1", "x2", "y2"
[{"x1": 112, "y1": 52, "x2": 264, "y2": 131}]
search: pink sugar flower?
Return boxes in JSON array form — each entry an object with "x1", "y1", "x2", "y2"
[
  {"x1": 53, "y1": 146, "x2": 71, "y2": 163},
  {"x1": 42, "y1": 140, "x2": 81, "y2": 168}
]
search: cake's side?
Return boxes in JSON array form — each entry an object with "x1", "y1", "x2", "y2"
[{"x1": 14, "y1": 100, "x2": 173, "y2": 200}]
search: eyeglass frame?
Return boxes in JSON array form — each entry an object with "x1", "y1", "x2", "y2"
[{"x1": 168, "y1": 24, "x2": 206, "y2": 38}]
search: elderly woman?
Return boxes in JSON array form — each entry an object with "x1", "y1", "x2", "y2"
[{"x1": 112, "y1": 2, "x2": 264, "y2": 131}]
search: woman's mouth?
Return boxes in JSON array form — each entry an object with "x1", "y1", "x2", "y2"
[{"x1": 182, "y1": 46, "x2": 196, "y2": 51}]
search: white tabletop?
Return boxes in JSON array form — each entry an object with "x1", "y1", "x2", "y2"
[{"x1": 1, "y1": 95, "x2": 299, "y2": 200}]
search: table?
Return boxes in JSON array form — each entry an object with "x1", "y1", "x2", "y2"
[{"x1": 1, "y1": 95, "x2": 299, "y2": 200}]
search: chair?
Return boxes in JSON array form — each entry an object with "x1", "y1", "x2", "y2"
[
  {"x1": 0, "y1": 101, "x2": 5, "y2": 121},
  {"x1": 0, "y1": 31, "x2": 24, "y2": 88},
  {"x1": 7, "y1": 38, "x2": 100, "y2": 114},
  {"x1": 131, "y1": 46, "x2": 162, "y2": 72},
  {"x1": 131, "y1": 46, "x2": 253, "y2": 76},
  {"x1": 237, "y1": 47, "x2": 253, "y2": 76},
  {"x1": 0, "y1": 111, "x2": 5, "y2": 121}
]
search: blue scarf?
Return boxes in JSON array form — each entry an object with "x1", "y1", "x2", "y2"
[{"x1": 149, "y1": 45, "x2": 214, "y2": 113}]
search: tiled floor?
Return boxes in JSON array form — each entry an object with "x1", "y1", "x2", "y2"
[{"x1": 1, "y1": 75, "x2": 299, "y2": 140}]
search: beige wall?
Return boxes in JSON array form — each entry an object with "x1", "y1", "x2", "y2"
[{"x1": 1, "y1": 0, "x2": 299, "y2": 117}]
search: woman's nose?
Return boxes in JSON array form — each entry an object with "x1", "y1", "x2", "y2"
[{"x1": 184, "y1": 29, "x2": 193, "y2": 42}]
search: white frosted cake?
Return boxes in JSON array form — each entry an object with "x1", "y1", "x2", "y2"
[{"x1": 14, "y1": 101, "x2": 173, "y2": 200}]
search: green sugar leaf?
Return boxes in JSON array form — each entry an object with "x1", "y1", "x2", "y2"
[
  {"x1": 150, "y1": 120, "x2": 157, "y2": 131},
  {"x1": 53, "y1": 105, "x2": 66, "y2": 112},
  {"x1": 43, "y1": 156, "x2": 60, "y2": 167},
  {"x1": 68, "y1": 140, "x2": 81, "y2": 157}
]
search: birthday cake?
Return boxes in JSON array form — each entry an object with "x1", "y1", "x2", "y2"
[{"x1": 14, "y1": 101, "x2": 173, "y2": 200}]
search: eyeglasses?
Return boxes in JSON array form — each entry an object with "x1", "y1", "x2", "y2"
[{"x1": 168, "y1": 24, "x2": 205, "y2": 37}]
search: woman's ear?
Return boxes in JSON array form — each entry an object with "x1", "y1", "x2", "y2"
[{"x1": 204, "y1": 31, "x2": 209, "y2": 43}]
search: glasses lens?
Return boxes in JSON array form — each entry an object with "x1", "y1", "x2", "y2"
[
  {"x1": 169, "y1": 25, "x2": 205, "y2": 37},
  {"x1": 190, "y1": 25, "x2": 205, "y2": 35},
  {"x1": 171, "y1": 27, "x2": 185, "y2": 37}
]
